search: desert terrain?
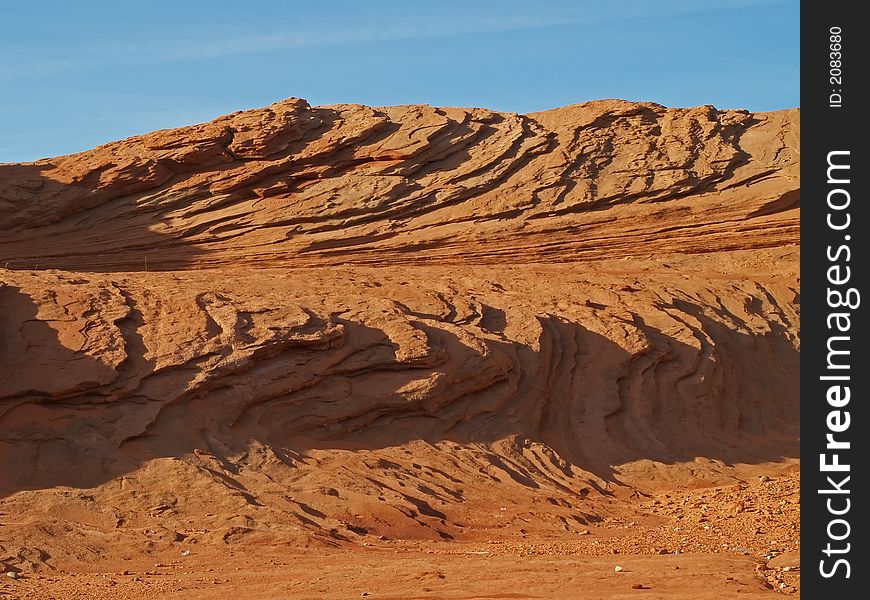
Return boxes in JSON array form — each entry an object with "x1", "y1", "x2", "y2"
[{"x1": 0, "y1": 98, "x2": 799, "y2": 598}]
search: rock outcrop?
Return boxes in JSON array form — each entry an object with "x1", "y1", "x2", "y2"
[
  {"x1": 0, "y1": 98, "x2": 799, "y2": 571},
  {"x1": 0, "y1": 98, "x2": 797, "y2": 270}
]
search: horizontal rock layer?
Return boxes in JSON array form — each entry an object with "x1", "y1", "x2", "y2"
[{"x1": 0, "y1": 98, "x2": 798, "y2": 270}]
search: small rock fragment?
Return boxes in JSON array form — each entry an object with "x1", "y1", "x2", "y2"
[{"x1": 615, "y1": 565, "x2": 623, "y2": 573}]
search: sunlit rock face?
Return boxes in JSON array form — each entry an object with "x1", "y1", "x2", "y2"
[{"x1": 0, "y1": 98, "x2": 798, "y2": 565}]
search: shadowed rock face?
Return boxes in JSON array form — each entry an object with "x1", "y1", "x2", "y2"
[{"x1": 0, "y1": 98, "x2": 798, "y2": 566}]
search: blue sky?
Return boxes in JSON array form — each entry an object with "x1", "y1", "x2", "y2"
[{"x1": 1, "y1": 0, "x2": 798, "y2": 163}]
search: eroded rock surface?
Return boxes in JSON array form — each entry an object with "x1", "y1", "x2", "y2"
[
  {"x1": 0, "y1": 99, "x2": 797, "y2": 270},
  {"x1": 0, "y1": 99, "x2": 798, "y2": 593}
]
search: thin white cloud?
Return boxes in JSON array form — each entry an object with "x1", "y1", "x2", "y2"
[
  {"x1": 0, "y1": 0, "x2": 795, "y2": 82},
  {"x1": 137, "y1": 0, "x2": 798, "y2": 62}
]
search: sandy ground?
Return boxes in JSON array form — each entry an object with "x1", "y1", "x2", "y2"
[
  {"x1": 2, "y1": 551, "x2": 793, "y2": 600},
  {"x1": 2, "y1": 470, "x2": 799, "y2": 598}
]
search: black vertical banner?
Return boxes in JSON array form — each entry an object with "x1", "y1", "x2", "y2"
[{"x1": 802, "y1": 2, "x2": 868, "y2": 596}]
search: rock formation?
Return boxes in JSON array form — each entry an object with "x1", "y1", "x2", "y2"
[{"x1": 0, "y1": 98, "x2": 799, "y2": 591}]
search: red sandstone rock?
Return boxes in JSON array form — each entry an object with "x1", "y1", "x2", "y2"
[{"x1": 0, "y1": 98, "x2": 799, "y2": 597}]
